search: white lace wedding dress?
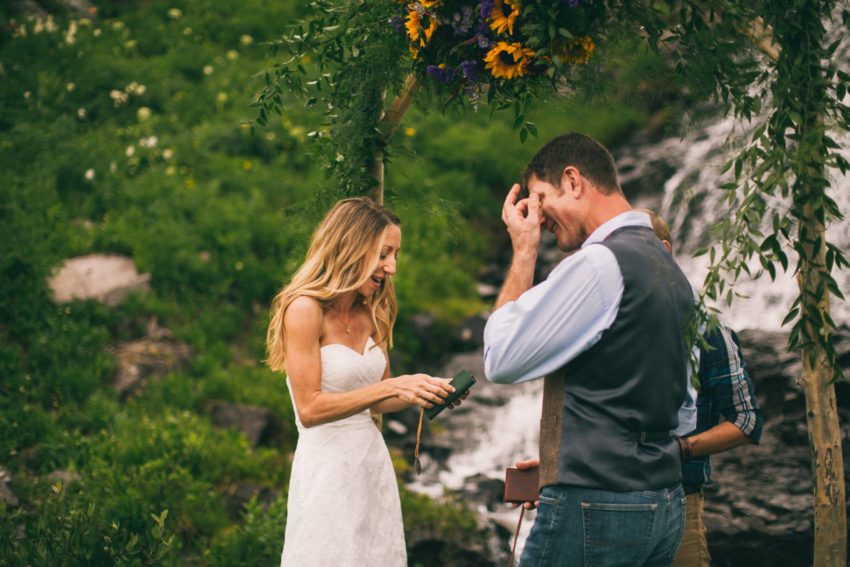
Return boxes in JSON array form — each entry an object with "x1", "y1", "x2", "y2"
[{"x1": 281, "y1": 336, "x2": 407, "y2": 566}]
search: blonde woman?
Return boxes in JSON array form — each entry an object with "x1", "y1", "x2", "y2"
[{"x1": 267, "y1": 197, "x2": 454, "y2": 566}]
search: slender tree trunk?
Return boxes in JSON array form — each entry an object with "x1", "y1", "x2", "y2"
[
  {"x1": 797, "y1": 200, "x2": 847, "y2": 566},
  {"x1": 369, "y1": 74, "x2": 419, "y2": 204}
]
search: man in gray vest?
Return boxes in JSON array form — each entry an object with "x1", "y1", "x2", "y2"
[{"x1": 484, "y1": 133, "x2": 692, "y2": 565}]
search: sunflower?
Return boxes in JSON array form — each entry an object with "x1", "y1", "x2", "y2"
[
  {"x1": 484, "y1": 42, "x2": 535, "y2": 79},
  {"x1": 489, "y1": 0, "x2": 519, "y2": 35},
  {"x1": 418, "y1": 0, "x2": 441, "y2": 7},
  {"x1": 552, "y1": 35, "x2": 596, "y2": 65},
  {"x1": 405, "y1": 8, "x2": 438, "y2": 47}
]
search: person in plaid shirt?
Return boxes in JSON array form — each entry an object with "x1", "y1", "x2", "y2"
[{"x1": 649, "y1": 212, "x2": 764, "y2": 567}]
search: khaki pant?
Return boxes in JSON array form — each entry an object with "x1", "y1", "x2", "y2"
[{"x1": 671, "y1": 492, "x2": 711, "y2": 567}]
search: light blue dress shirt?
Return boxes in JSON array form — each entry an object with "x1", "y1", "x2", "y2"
[{"x1": 483, "y1": 210, "x2": 697, "y2": 434}]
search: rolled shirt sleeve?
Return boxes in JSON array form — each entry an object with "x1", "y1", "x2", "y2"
[{"x1": 483, "y1": 245, "x2": 624, "y2": 384}]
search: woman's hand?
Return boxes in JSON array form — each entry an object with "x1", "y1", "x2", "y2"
[{"x1": 391, "y1": 374, "x2": 455, "y2": 408}]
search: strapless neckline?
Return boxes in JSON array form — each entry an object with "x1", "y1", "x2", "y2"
[{"x1": 320, "y1": 335, "x2": 375, "y2": 357}]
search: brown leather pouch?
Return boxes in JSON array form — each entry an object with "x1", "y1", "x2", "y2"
[{"x1": 504, "y1": 467, "x2": 539, "y2": 503}]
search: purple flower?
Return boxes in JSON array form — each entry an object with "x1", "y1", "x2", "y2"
[
  {"x1": 426, "y1": 65, "x2": 456, "y2": 85},
  {"x1": 480, "y1": 0, "x2": 494, "y2": 19},
  {"x1": 389, "y1": 15, "x2": 404, "y2": 33},
  {"x1": 460, "y1": 60, "x2": 478, "y2": 83},
  {"x1": 475, "y1": 22, "x2": 492, "y2": 49},
  {"x1": 563, "y1": 0, "x2": 580, "y2": 6}
]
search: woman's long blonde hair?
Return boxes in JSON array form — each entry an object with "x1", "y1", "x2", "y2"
[{"x1": 266, "y1": 197, "x2": 401, "y2": 372}]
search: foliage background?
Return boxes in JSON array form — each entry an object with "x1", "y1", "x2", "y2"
[{"x1": 0, "y1": 0, "x2": 674, "y2": 563}]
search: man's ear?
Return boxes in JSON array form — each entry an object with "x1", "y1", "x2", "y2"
[
  {"x1": 561, "y1": 166, "x2": 582, "y2": 195},
  {"x1": 662, "y1": 240, "x2": 673, "y2": 253}
]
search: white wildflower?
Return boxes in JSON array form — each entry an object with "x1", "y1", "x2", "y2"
[
  {"x1": 165, "y1": 165, "x2": 176, "y2": 176},
  {"x1": 110, "y1": 89, "x2": 129, "y2": 107},
  {"x1": 45, "y1": 16, "x2": 57, "y2": 33},
  {"x1": 23, "y1": 91, "x2": 31, "y2": 100},
  {"x1": 84, "y1": 169, "x2": 95, "y2": 180},
  {"x1": 64, "y1": 20, "x2": 78, "y2": 45},
  {"x1": 112, "y1": 21, "x2": 125, "y2": 31},
  {"x1": 226, "y1": 49, "x2": 239, "y2": 61},
  {"x1": 137, "y1": 107, "x2": 152, "y2": 121},
  {"x1": 240, "y1": 34, "x2": 253, "y2": 46},
  {"x1": 126, "y1": 145, "x2": 135, "y2": 157},
  {"x1": 182, "y1": 27, "x2": 192, "y2": 35},
  {"x1": 140, "y1": 136, "x2": 158, "y2": 148},
  {"x1": 216, "y1": 92, "x2": 228, "y2": 104},
  {"x1": 125, "y1": 82, "x2": 146, "y2": 96},
  {"x1": 162, "y1": 149, "x2": 174, "y2": 160},
  {"x1": 203, "y1": 65, "x2": 214, "y2": 76},
  {"x1": 167, "y1": 8, "x2": 183, "y2": 19},
  {"x1": 66, "y1": 82, "x2": 75, "y2": 92},
  {"x1": 124, "y1": 40, "x2": 137, "y2": 49},
  {"x1": 93, "y1": 28, "x2": 102, "y2": 37},
  {"x1": 77, "y1": 107, "x2": 86, "y2": 119}
]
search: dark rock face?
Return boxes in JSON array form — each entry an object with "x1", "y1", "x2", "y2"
[
  {"x1": 209, "y1": 402, "x2": 281, "y2": 448},
  {"x1": 703, "y1": 328, "x2": 850, "y2": 567}
]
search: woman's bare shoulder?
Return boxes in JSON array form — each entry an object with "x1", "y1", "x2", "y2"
[{"x1": 284, "y1": 296, "x2": 324, "y2": 332}]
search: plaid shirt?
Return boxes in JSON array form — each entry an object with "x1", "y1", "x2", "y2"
[{"x1": 682, "y1": 325, "x2": 764, "y2": 490}]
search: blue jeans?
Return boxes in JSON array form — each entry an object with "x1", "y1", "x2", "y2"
[{"x1": 520, "y1": 484, "x2": 685, "y2": 567}]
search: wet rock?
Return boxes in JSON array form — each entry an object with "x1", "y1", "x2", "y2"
[
  {"x1": 385, "y1": 419, "x2": 408, "y2": 436},
  {"x1": 459, "y1": 474, "x2": 505, "y2": 511},
  {"x1": 209, "y1": 403, "x2": 280, "y2": 448},
  {"x1": 451, "y1": 314, "x2": 488, "y2": 351},
  {"x1": 0, "y1": 467, "x2": 19, "y2": 507},
  {"x1": 113, "y1": 339, "x2": 191, "y2": 399},
  {"x1": 49, "y1": 254, "x2": 151, "y2": 306}
]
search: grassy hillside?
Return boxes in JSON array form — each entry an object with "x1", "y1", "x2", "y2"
[{"x1": 0, "y1": 1, "x2": 668, "y2": 564}]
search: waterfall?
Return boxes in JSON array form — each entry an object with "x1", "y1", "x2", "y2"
[{"x1": 407, "y1": 24, "x2": 850, "y2": 557}]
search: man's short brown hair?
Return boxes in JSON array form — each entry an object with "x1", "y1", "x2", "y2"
[{"x1": 523, "y1": 133, "x2": 621, "y2": 194}]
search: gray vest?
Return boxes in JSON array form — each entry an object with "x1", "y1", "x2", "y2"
[{"x1": 538, "y1": 225, "x2": 693, "y2": 491}]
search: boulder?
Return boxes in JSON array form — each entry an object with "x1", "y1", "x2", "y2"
[
  {"x1": 49, "y1": 254, "x2": 151, "y2": 306},
  {"x1": 209, "y1": 403, "x2": 280, "y2": 448},
  {"x1": 113, "y1": 339, "x2": 191, "y2": 399},
  {"x1": 47, "y1": 470, "x2": 81, "y2": 485}
]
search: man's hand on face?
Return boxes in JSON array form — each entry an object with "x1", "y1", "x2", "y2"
[{"x1": 502, "y1": 184, "x2": 543, "y2": 255}]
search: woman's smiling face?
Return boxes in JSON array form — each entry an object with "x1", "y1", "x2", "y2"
[{"x1": 359, "y1": 224, "x2": 401, "y2": 296}]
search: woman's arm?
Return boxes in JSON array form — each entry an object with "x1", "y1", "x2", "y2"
[{"x1": 284, "y1": 297, "x2": 452, "y2": 427}]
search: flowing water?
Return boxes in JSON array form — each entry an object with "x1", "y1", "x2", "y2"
[{"x1": 407, "y1": 33, "x2": 850, "y2": 558}]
